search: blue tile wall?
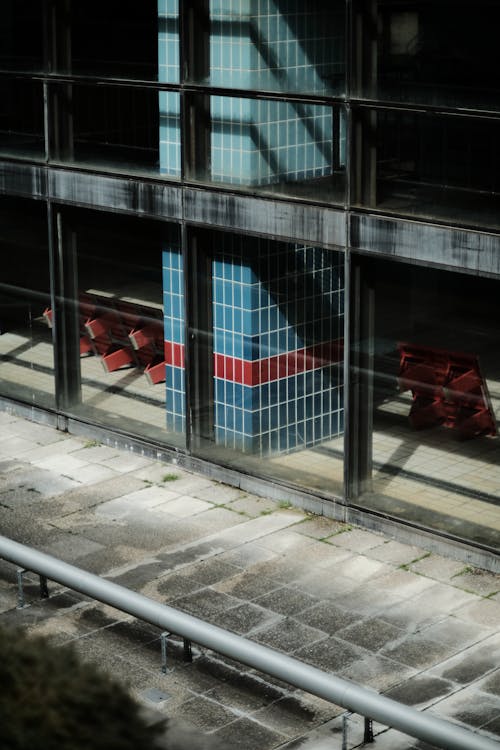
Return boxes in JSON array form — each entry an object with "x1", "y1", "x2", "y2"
[
  {"x1": 163, "y1": 247, "x2": 186, "y2": 433},
  {"x1": 158, "y1": 2, "x2": 341, "y2": 184},
  {"x1": 210, "y1": 0, "x2": 345, "y2": 95},
  {"x1": 211, "y1": 97, "x2": 333, "y2": 186},
  {"x1": 158, "y1": 0, "x2": 181, "y2": 176},
  {"x1": 212, "y1": 236, "x2": 344, "y2": 455}
]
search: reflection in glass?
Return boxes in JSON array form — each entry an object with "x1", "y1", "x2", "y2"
[
  {"x1": 0, "y1": 1, "x2": 44, "y2": 72},
  {"x1": 62, "y1": 211, "x2": 184, "y2": 446},
  {"x1": 355, "y1": 0, "x2": 500, "y2": 111},
  {"x1": 0, "y1": 198, "x2": 55, "y2": 409},
  {"x1": 191, "y1": 96, "x2": 345, "y2": 203},
  {"x1": 353, "y1": 258, "x2": 500, "y2": 551},
  {"x1": 358, "y1": 109, "x2": 500, "y2": 230},
  {"x1": 0, "y1": 79, "x2": 45, "y2": 160},
  {"x1": 187, "y1": 232, "x2": 345, "y2": 497},
  {"x1": 201, "y1": 0, "x2": 345, "y2": 95},
  {"x1": 53, "y1": 84, "x2": 180, "y2": 177},
  {"x1": 70, "y1": 0, "x2": 175, "y2": 82}
]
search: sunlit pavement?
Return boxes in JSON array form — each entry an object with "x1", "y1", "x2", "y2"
[{"x1": 0, "y1": 411, "x2": 499, "y2": 749}]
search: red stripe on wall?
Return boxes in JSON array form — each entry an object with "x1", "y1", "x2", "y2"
[
  {"x1": 165, "y1": 339, "x2": 343, "y2": 386},
  {"x1": 164, "y1": 341, "x2": 185, "y2": 368}
]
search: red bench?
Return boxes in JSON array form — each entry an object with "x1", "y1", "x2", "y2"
[{"x1": 398, "y1": 342, "x2": 497, "y2": 439}]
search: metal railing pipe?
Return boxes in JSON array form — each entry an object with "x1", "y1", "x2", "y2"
[{"x1": 0, "y1": 534, "x2": 496, "y2": 750}]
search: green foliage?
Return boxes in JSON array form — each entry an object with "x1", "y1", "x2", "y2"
[
  {"x1": 162, "y1": 473, "x2": 179, "y2": 482},
  {"x1": 83, "y1": 440, "x2": 101, "y2": 448},
  {"x1": 0, "y1": 627, "x2": 164, "y2": 750}
]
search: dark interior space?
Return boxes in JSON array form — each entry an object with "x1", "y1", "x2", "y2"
[{"x1": 71, "y1": 0, "x2": 158, "y2": 80}]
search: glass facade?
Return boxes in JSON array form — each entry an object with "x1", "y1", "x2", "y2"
[
  {"x1": 186, "y1": 232, "x2": 344, "y2": 495},
  {"x1": 353, "y1": 0, "x2": 500, "y2": 111},
  {"x1": 0, "y1": 2, "x2": 44, "y2": 73},
  {"x1": 0, "y1": 1, "x2": 499, "y2": 561},
  {"x1": 0, "y1": 198, "x2": 55, "y2": 409},
  {"x1": 354, "y1": 108, "x2": 500, "y2": 230},
  {"x1": 198, "y1": 0, "x2": 345, "y2": 96},
  {"x1": 351, "y1": 259, "x2": 500, "y2": 550},
  {"x1": 0, "y1": 78, "x2": 45, "y2": 160},
  {"x1": 57, "y1": 209, "x2": 183, "y2": 447},
  {"x1": 51, "y1": 83, "x2": 181, "y2": 177},
  {"x1": 188, "y1": 95, "x2": 345, "y2": 202}
]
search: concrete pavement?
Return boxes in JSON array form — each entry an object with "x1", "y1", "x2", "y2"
[{"x1": 0, "y1": 411, "x2": 499, "y2": 749}]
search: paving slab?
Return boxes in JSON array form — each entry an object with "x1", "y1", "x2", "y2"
[{"x1": 0, "y1": 414, "x2": 499, "y2": 750}]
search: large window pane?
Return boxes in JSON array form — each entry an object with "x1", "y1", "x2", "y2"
[
  {"x1": 58, "y1": 210, "x2": 184, "y2": 447},
  {"x1": 0, "y1": 198, "x2": 55, "y2": 409},
  {"x1": 352, "y1": 257, "x2": 500, "y2": 551},
  {"x1": 52, "y1": 84, "x2": 180, "y2": 178},
  {"x1": 189, "y1": 95, "x2": 346, "y2": 203},
  {"x1": 354, "y1": 0, "x2": 500, "y2": 111},
  {"x1": 67, "y1": 0, "x2": 179, "y2": 83},
  {"x1": 0, "y1": 78, "x2": 45, "y2": 160},
  {"x1": 194, "y1": 0, "x2": 345, "y2": 96},
  {"x1": 355, "y1": 109, "x2": 500, "y2": 230},
  {"x1": 0, "y1": 2, "x2": 44, "y2": 73},
  {"x1": 186, "y1": 231, "x2": 345, "y2": 497}
]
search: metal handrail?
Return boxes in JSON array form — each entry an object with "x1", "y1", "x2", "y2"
[{"x1": 0, "y1": 534, "x2": 496, "y2": 750}]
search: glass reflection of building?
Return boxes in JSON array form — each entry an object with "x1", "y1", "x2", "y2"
[{"x1": 1, "y1": 0, "x2": 499, "y2": 569}]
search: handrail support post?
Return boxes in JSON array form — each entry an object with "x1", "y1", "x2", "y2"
[
  {"x1": 16, "y1": 568, "x2": 50, "y2": 609},
  {"x1": 364, "y1": 716, "x2": 374, "y2": 743},
  {"x1": 161, "y1": 631, "x2": 170, "y2": 674}
]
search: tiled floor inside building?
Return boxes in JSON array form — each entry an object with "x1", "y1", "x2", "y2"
[{"x1": 1, "y1": 319, "x2": 499, "y2": 550}]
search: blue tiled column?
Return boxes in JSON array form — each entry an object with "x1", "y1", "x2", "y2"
[
  {"x1": 158, "y1": 0, "x2": 181, "y2": 176},
  {"x1": 163, "y1": 247, "x2": 185, "y2": 433},
  {"x1": 213, "y1": 238, "x2": 344, "y2": 455}
]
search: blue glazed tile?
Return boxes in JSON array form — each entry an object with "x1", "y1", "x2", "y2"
[
  {"x1": 268, "y1": 380, "x2": 278, "y2": 403},
  {"x1": 215, "y1": 377, "x2": 225, "y2": 404},
  {"x1": 233, "y1": 334, "x2": 243, "y2": 359},
  {"x1": 163, "y1": 319, "x2": 173, "y2": 341},
  {"x1": 174, "y1": 391, "x2": 184, "y2": 415},
  {"x1": 165, "y1": 388, "x2": 174, "y2": 414},
  {"x1": 214, "y1": 304, "x2": 224, "y2": 330},
  {"x1": 287, "y1": 429, "x2": 298, "y2": 450},
  {"x1": 234, "y1": 407, "x2": 243, "y2": 433},
  {"x1": 163, "y1": 293, "x2": 172, "y2": 317},
  {"x1": 171, "y1": 319, "x2": 183, "y2": 344},
  {"x1": 233, "y1": 283, "x2": 242, "y2": 308},
  {"x1": 258, "y1": 383, "x2": 269, "y2": 408},
  {"x1": 279, "y1": 427, "x2": 289, "y2": 450},
  {"x1": 242, "y1": 411, "x2": 253, "y2": 435},
  {"x1": 233, "y1": 308, "x2": 242, "y2": 332},
  {"x1": 173, "y1": 366, "x2": 183, "y2": 391},
  {"x1": 278, "y1": 379, "x2": 288, "y2": 402},
  {"x1": 243, "y1": 386, "x2": 254, "y2": 410},
  {"x1": 256, "y1": 409, "x2": 270, "y2": 432},
  {"x1": 223, "y1": 306, "x2": 233, "y2": 330},
  {"x1": 171, "y1": 294, "x2": 182, "y2": 319},
  {"x1": 224, "y1": 408, "x2": 234, "y2": 431},
  {"x1": 322, "y1": 414, "x2": 331, "y2": 437},
  {"x1": 233, "y1": 383, "x2": 243, "y2": 408},
  {"x1": 296, "y1": 397, "x2": 305, "y2": 421},
  {"x1": 305, "y1": 419, "x2": 314, "y2": 445}
]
